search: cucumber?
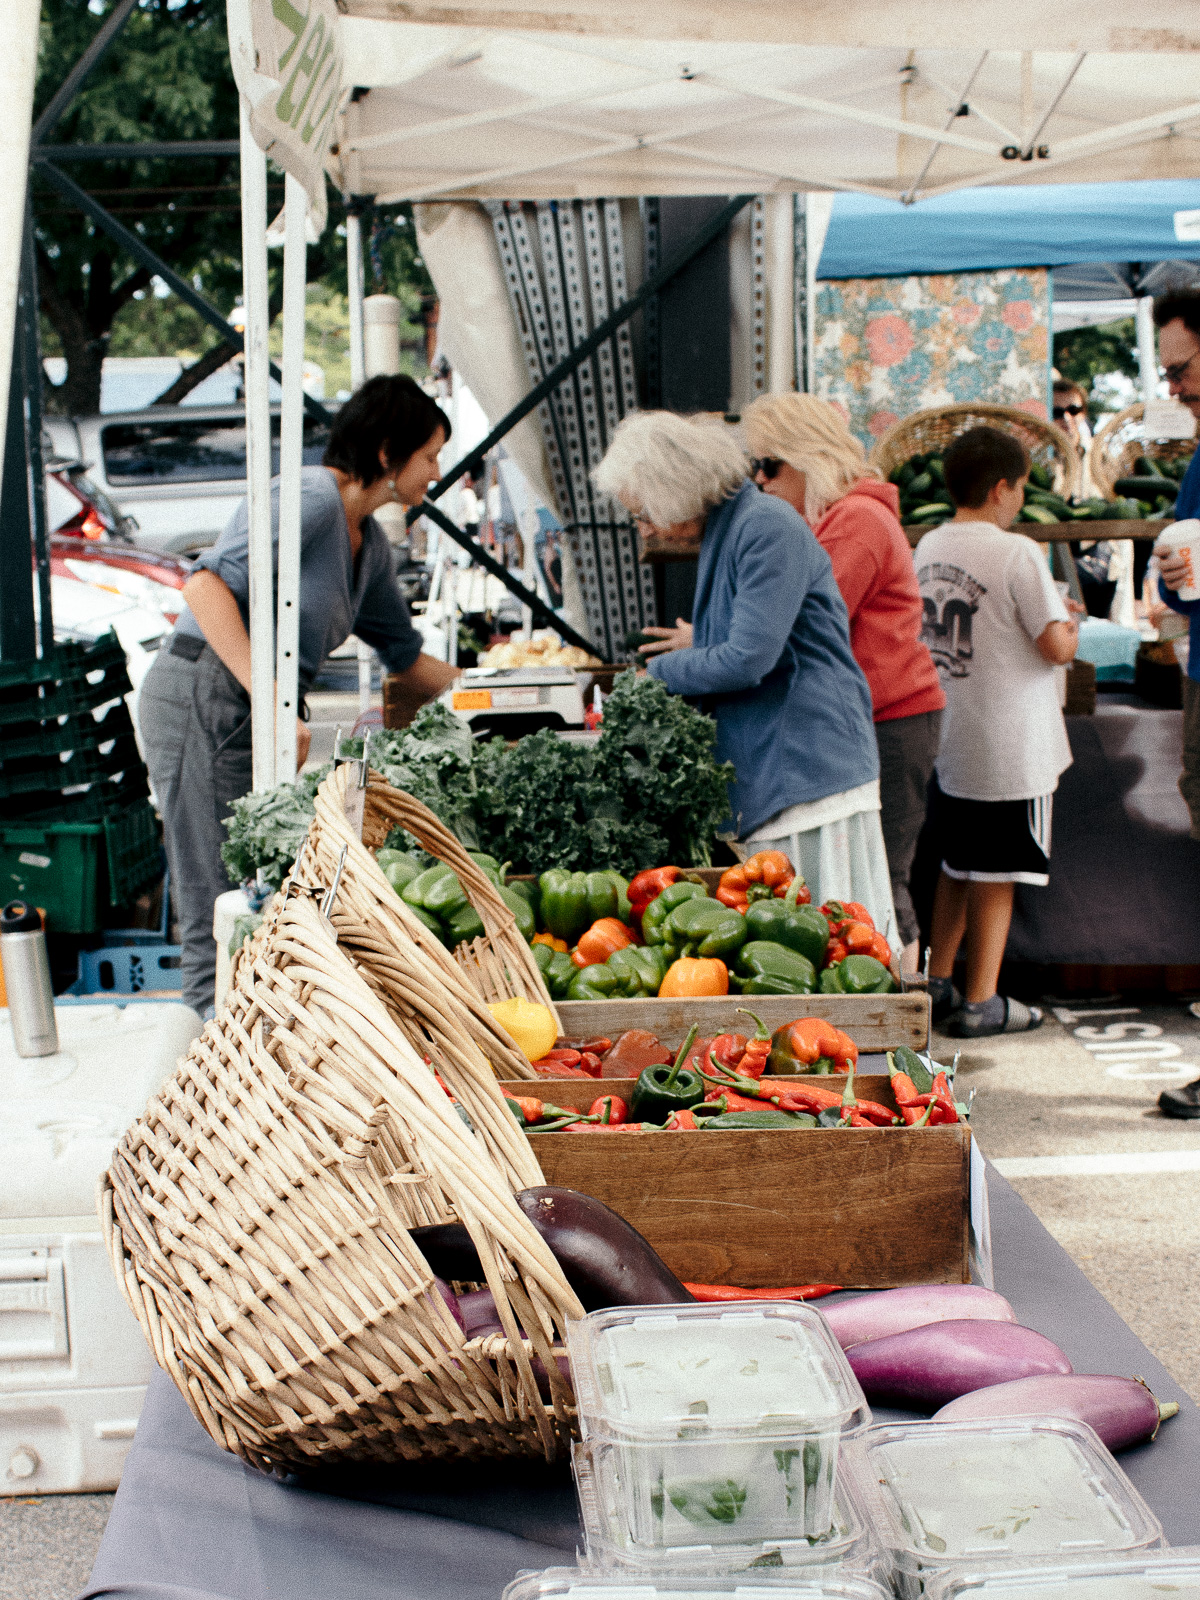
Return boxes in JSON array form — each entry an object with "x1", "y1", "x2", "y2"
[
  {"x1": 908, "y1": 502, "x2": 952, "y2": 520},
  {"x1": 1019, "y1": 504, "x2": 1061, "y2": 525},
  {"x1": 908, "y1": 471, "x2": 933, "y2": 496},
  {"x1": 1027, "y1": 462, "x2": 1053, "y2": 490}
]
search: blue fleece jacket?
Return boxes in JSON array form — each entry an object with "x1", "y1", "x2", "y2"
[
  {"x1": 1159, "y1": 449, "x2": 1200, "y2": 682},
  {"x1": 647, "y1": 482, "x2": 878, "y2": 837}
]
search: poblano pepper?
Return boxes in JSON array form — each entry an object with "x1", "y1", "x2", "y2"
[
  {"x1": 630, "y1": 1024, "x2": 704, "y2": 1121},
  {"x1": 702, "y1": 1108, "x2": 818, "y2": 1129},
  {"x1": 744, "y1": 878, "x2": 829, "y2": 967},
  {"x1": 642, "y1": 881, "x2": 709, "y2": 945},
  {"x1": 732, "y1": 941, "x2": 818, "y2": 995},
  {"x1": 661, "y1": 896, "x2": 749, "y2": 962},
  {"x1": 539, "y1": 869, "x2": 625, "y2": 944}
]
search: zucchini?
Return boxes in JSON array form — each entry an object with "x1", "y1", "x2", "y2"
[
  {"x1": 1027, "y1": 462, "x2": 1053, "y2": 490},
  {"x1": 908, "y1": 502, "x2": 952, "y2": 520},
  {"x1": 908, "y1": 471, "x2": 933, "y2": 496},
  {"x1": 1019, "y1": 504, "x2": 1061, "y2": 526}
]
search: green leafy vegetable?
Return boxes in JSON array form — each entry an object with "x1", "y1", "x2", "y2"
[
  {"x1": 220, "y1": 764, "x2": 331, "y2": 890},
  {"x1": 667, "y1": 1477, "x2": 748, "y2": 1525}
]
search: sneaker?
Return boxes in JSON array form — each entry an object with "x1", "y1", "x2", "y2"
[
  {"x1": 943, "y1": 996, "x2": 1043, "y2": 1038},
  {"x1": 929, "y1": 980, "x2": 964, "y2": 1024},
  {"x1": 1159, "y1": 1077, "x2": 1200, "y2": 1119}
]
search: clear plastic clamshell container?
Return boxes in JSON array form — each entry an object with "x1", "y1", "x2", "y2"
[
  {"x1": 566, "y1": 1303, "x2": 870, "y2": 1559},
  {"x1": 923, "y1": 1549, "x2": 1200, "y2": 1600},
  {"x1": 850, "y1": 1417, "x2": 1163, "y2": 1599},
  {"x1": 502, "y1": 1564, "x2": 893, "y2": 1600},
  {"x1": 573, "y1": 1436, "x2": 885, "y2": 1572}
]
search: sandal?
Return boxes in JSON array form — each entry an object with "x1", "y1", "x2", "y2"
[{"x1": 942, "y1": 996, "x2": 1044, "y2": 1038}]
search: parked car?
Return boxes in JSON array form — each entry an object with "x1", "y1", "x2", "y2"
[
  {"x1": 43, "y1": 404, "x2": 332, "y2": 556},
  {"x1": 44, "y1": 455, "x2": 140, "y2": 542}
]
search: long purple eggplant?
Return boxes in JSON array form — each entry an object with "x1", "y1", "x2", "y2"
[
  {"x1": 934, "y1": 1373, "x2": 1180, "y2": 1451},
  {"x1": 820, "y1": 1285, "x2": 1016, "y2": 1351},
  {"x1": 846, "y1": 1318, "x2": 1072, "y2": 1409}
]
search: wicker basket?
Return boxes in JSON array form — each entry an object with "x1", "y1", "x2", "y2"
[
  {"x1": 869, "y1": 402, "x2": 1080, "y2": 498},
  {"x1": 1089, "y1": 403, "x2": 1196, "y2": 498},
  {"x1": 101, "y1": 865, "x2": 584, "y2": 1474}
]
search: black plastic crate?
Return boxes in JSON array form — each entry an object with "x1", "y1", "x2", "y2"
[
  {"x1": 0, "y1": 632, "x2": 132, "y2": 728},
  {"x1": 0, "y1": 700, "x2": 134, "y2": 763}
]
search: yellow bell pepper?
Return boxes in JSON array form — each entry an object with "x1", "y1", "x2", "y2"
[
  {"x1": 532, "y1": 931, "x2": 569, "y2": 953},
  {"x1": 488, "y1": 997, "x2": 558, "y2": 1062}
]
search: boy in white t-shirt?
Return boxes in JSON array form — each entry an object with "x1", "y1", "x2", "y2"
[{"x1": 914, "y1": 427, "x2": 1081, "y2": 1037}]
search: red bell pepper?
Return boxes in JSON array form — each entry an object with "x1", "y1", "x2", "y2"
[
  {"x1": 715, "y1": 850, "x2": 798, "y2": 912},
  {"x1": 588, "y1": 1094, "x2": 629, "y2": 1125},
  {"x1": 663, "y1": 1107, "x2": 700, "y2": 1130},
  {"x1": 627, "y1": 867, "x2": 680, "y2": 930}
]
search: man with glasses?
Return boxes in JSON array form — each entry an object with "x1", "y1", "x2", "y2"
[{"x1": 1150, "y1": 295, "x2": 1200, "y2": 1117}]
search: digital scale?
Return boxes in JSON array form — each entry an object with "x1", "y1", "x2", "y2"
[{"x1": 442, "y1": 666, "x2": 587, "y2": 738}]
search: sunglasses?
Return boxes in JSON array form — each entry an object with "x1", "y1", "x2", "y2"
[
  {"x1": 1161, "y1": 350, "x2": 1200, "y2": 386},
  {"x1": 1053, "y1": 404, "x2": 1084, "y2": 418},
  {"x1": 751, "y1": 457, "x2": 784, "y2": 480}
]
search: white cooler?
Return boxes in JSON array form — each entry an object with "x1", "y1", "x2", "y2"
[{"x1": 0, "y1": 1000, "x2": 200, "y2": 1492}]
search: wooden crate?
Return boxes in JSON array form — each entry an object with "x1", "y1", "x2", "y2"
[
  {"x1": 498, "y1": 1072, "x2": 969, "y2": 1289},
  {"x1": 556, "y1": 992, "x2": 929, "y2": 1055}
]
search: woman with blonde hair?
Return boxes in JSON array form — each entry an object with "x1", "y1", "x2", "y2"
[
  {"x1": 742, "y1": 393, "x2": 944, "y2": 963},
  {"x1": 594, "y1": 410, "x2": 894, "y2": 929}
]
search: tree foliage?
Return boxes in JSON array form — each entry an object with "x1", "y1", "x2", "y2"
[
  {"x1": 33, "y1": 0, "x2": 435, "y2": 415},
  {"x1": 1053, "y1": 319, "x2": 1139, "y2": 422}
]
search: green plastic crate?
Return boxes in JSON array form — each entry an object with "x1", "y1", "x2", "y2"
[
  {"x1": 0, "y1": 632, "x2": 131, "y2": 728},
  {"x1": 0, "y1": 801, "x2": 162, "y2": 933}
]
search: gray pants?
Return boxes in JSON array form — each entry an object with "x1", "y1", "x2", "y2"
[
  {"x1": 875, "y1": 708, "x2": 943, "y2": 947},
  {"x1": 138, "y1": 640, "x2": 253, "y2": 1014},
  {"x1": 1183, "y1": 675, "x2": 1200, "y2": 842}
]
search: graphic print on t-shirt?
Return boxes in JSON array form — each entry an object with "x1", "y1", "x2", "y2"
[{"x1": 917, "y1": 561, "x2": 987, "y2": 677}]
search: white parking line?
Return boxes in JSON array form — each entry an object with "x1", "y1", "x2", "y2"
[{"x1": 994, "y1": 1151, "x2": 1200, "y2": 1178}]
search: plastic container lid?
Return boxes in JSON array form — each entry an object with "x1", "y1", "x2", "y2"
[
  {"x1": 572, "y1": 1437, "x2": 885, "y2": 1573},
  {"x1": 503, "y1": 1566, "x2": 893, "y2": 1600},
  {"x1": 923, "y1": 1549, "x2": 1200, "y2": 1600},
  {"x1": 566, "y1": 1301, "x2": 870, "y2": 1443},
  {"x1": 852, "y1": 1417, "x2": 1163, "y2": 1582}
]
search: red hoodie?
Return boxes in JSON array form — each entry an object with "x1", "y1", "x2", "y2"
[{"x1": 813, "y1": 479, "x2": 945, "y2": 723}]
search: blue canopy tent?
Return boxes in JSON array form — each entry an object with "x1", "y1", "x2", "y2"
[{"x1": 817, "y1": 180, "x2": 1200, "y2": 297}]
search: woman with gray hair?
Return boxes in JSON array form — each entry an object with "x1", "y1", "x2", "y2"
[
  {"x1": 594, "y1": 410, "x2": 894, "y2": 931},
  {"x1": 742, "y1": 393, "x2": 942, "y2": 966}
]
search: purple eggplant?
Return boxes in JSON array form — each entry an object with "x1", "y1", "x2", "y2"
[
  {"x1": 412, "y1": 1189, "x2": 694, "y2": 1313},
  {"x1": 846, "y1": 1318, "x2": 1072, "y2": 1409},
  {"x1": 933, "y1": 1373, "x2": 1180, "y2": 1451},
  {"x1": 432, "y1": 1277, "x2": 466, "y2": 1333},
  {"x1": 456, "y1": 1287, "x2": 504, "y2": 1339},
  {"x1": 820, "y1": 1285, "x2": 1016, "y2": 1351}
]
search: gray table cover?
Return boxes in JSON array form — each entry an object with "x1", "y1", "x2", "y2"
[{"x1": 82, "y1": 1171, "x2": 1200, "y2": 1600}]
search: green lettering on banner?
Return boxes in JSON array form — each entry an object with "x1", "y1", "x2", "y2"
[
  {"x1": 280, "y1": 13, "x2": 325, "y2": 129},
  {"x1": 270, "y1": 0, "x2": 310, "y2": 75},
  {"x1": 301, "y1": 46, "x2": 339, "y2": 145}
]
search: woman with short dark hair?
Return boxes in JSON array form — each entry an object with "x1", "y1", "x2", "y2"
[{"x1": 139, "y1": 374, "x2": 460, "y2": 1015}]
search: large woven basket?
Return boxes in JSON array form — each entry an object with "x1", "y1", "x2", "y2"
[
  {"x1": 1089, "y1": 402, "x2": 1196, "y2": 498},
  {"x1": 101, "y1": 822, "x2": 584, "y2": 1473},
  {"x1": 869, "y1": 402, "x2": 1080, "y2": 498}
]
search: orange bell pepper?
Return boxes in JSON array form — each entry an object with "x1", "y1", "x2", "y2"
[
  {"x1": 533, "y1": 931, "x2": 569, "y2": 953},
  {"x1": 658, "y1": 956, "x2": 729, "y2": 997},
  {"x1": 781, "y1": 1016, "x2": 857, "y2": 1071},
  {"x1": 868, "y1": 931, "x2": 892, "y2": 966},
  {"x1": 571, "y1": 917, "x2": 635, "y2": 968},
  {"x1": 843, "y1": 920, "x2": 878, "y2": 954},
  {"x1": 716, "y1": 850, "x2": 797, "y2": 911}
]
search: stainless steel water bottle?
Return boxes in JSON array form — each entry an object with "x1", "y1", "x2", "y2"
[{"x1": 0, "y1": 901, "x2": 59, "y2": 1058}]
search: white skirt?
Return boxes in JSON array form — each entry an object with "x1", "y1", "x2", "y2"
[{"x1": 734, "y1": 782, "x2": 899, "y2": 945}]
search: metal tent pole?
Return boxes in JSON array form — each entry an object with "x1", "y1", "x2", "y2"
[
  {"x1": 239, "y1": 98, "x2": 276, "y2": 793},
  {"x1": 274, "y1": 172, "x2": 307, "y2": 784},
  {"x1": 346, "y1": 202, "x2": 367, "y2": 393},
  {"x1": 0, "y1": 0, "x2": 39, "y2": 502},
  {"x1": 1136, "y1": 296, "x2": 1158, "y2": 408}
]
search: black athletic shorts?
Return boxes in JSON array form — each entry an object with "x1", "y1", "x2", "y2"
[{"x1": 929, "y1": 774, "x2": 1053, "y2": 887}]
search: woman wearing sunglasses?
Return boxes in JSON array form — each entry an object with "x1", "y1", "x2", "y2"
[
  {"x1": 741, "y1": 394, "x2": 943, "y2": 965},
  {"x1": 594, "y1": 410, "x2": 893, "y2": 933}
]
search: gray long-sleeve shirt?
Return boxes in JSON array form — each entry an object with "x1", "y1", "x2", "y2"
[{"x1": 175, "y1": 466, "x2": 423, "y2": 691}]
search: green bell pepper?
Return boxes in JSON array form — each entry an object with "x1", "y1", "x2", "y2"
[
  {"x1": 505, "y1": 878, "x2": 541, "y2": 929},
  {"x1": 827, "y1": 954, "x2": 896, "y2": 995},
  {"x1": 405, "y1": 901, "x2": 447, "y2": 940},
  {"x1": 381, "y1": 856, "x2": 422, "y2": 895},
  {"x1": 630, "y1": 1024, "x2": 704, "y2": 1120},
  {"x1": 567, "y1": 962, "x2": 624, "y2": 1000},
  {"x1": 403, "y1": 863, "x2": 456, "y2": 911},
  {"x1": 445, "y1": 901, "x2": 486, "y2": 945},
  {"x1": 606, "y1": 943, "x2": 668, "y2": 996},
  {"x1": 497, "y1": 884, "x2": 536, "y2": 943},
  {"x1": 744, "y1": 879, "x2": 828, "y2": 966},
  {"x1": 532, "y1": 943, "x2": 577, "y2": 1000},
  {"x1": 702, "y1": 1108, "x2": 818, "y2": 1129},
  {"x1": 732, "y1": 940, "x2": 817, "y2": 995},
  {"x1": 642, "y1": 881, "x2": 709, "y2": 945},
  {"x1": 423, "y1": 869, "x2": 472, "y2": 921},
  {"x1": 661, "y1": 897, "x2": 749, "y2": 961},
  {"x1": 538, "y1": 869, "x2": 623, "y2": 944},
  {"x1": 468, "y1": 851, "x2": 504, "y2": 887},
  {"x1": 819, "y1": 965, "x2": 842, "y2": 994}
]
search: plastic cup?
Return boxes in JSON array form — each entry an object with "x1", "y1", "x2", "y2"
[{"x1": 1155, "y1": 518, "x2": 1200, "y2": 602}]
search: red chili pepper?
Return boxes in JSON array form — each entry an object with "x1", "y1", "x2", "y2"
[
  {"x1": 506, "y1": 1095, "x2": 544, "y2": 1124},
  {"x1": 578, "y1": 1051, "x2": 603, "y2": 1078},
  {"x1": 663, "y1": 1107, "x2": 699, "y2": 1130},
  {"x1": 532, "y1": 1059, "x2": 595, "y2": 1080},
  {"x1": 735, "y1": 1009, "x2": 772, "y2": 1079},
  {"x1": 888, "y1": 1051, "x2": 921, "y2": 1105},
  {"x1": 563, "y1": 1120, "x2": 653, "y2": 1132},
  {"x1": 704, "y1": 1032, "x2": 749, "y2": 1076},
  {"x1": 702, "y1": 1086, "x2": 776, "y2": 1114},
  {"x1": 847, "y1": 1110, "x2": 874, "y2": 1127},
  {"x1": 538, "y1": 1048, "x2": 582, "y2": 1067},
  {"x1": 684, "y1": 1283, "x2": 843, "y2": 1302},
  {"x1": 588, "y1": 1094, "x2": 629, "y2": 1125}
]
